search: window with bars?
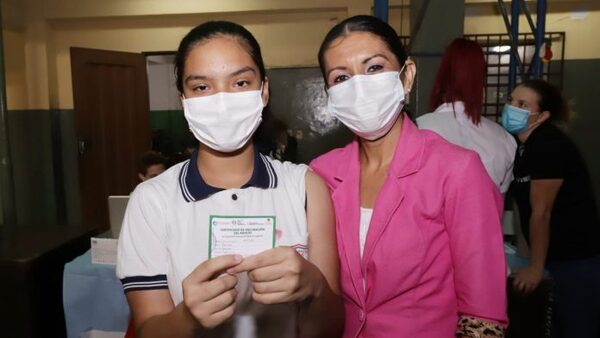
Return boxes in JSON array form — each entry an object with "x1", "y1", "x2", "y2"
[
  {"x1": 398, "y1": 32, "x2": 565, "y2": 122},
  {"x1": 464, "y1": 32, "x2": 566, "y2": 122}
]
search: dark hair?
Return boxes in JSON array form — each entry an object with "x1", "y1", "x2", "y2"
[
  {"x1": 518, "y1": 79, "x2": 569, "y2": 123},
  {"x1": 138, "y1": 151, "x2": 168, "y2": 175},
  {"x1": 174, "y1": 21, "x2": 266, "y2": 93},
  {"x1": 430, "y1": 38, "x2": 486, "y2": 125},
  {"x1": 317, "y1": 15, "x2": 408, "y2": 83}
]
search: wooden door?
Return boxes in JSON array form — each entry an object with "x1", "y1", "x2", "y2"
[{"x1": 71, "y1": 47, "x2": 150, "y2": 231}]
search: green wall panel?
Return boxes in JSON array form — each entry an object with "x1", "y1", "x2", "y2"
[
  {"x1": 560, "y1": 59, "x2": 600, "y2": 212},
  {"x1": 7, "y1": 110, "x2": 57, "y2": 224}
]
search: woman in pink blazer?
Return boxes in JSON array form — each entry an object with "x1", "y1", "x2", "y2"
[{"x1": 310, "y1": 15, "x2": 508, "y2": 337}]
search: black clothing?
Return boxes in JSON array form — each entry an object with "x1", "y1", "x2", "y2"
[{"x1": 512, "y1": 122, "x2": 600, "y2": 261}]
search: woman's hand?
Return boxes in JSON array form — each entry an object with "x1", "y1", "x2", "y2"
[
  {"x1": 512, "y1": 265, "x2": 543, "y2": 294},
  {"x1": 227, "y1": 246, "x2": 325, "y2": 304},
  {"x1": 182, "y1": 254, "x2": 243, "y2": 329}
]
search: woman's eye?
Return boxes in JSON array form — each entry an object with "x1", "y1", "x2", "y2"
[
  {"x1": 514, "y1": 100, "x2": 527, "y2": 108},
  {"x1": 235, "y1": 80, "x2": 249, "y2": 88},
  {"x1": 333, "y1": 74, "x2": 349, "y2": 84},
  {"x1": 367, "y1": 64, "x2": 383, "y2": 73}
]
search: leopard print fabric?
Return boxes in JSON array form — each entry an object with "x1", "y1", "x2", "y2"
[{"x1": 456, "y1": 315, "x2": 505, "y2": 338}]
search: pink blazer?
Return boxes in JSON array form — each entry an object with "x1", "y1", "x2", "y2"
[{"x1": 310, "y1": 116, "x2": 508, "y2": 337}]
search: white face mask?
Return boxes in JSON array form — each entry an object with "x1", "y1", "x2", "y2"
[
  {"x1": 327, "y1": 70, "x2": 405, "y2": 141},
  {"x1": 182, "y1": 87, "x2": 264, "y2": 153}
]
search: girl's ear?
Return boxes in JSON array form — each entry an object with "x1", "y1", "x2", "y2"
[{"x1": 261, "y1": 77, "x2": 270, "y2": 107}]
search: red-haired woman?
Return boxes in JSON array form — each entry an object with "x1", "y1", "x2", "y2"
[{"x1": 417, "y1": 38, "x2": 517, "y2": 195}]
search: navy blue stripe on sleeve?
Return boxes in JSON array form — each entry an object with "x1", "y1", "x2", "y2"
[{"x1": 120, "y1": 274, "x2": 168, "y2": 293}]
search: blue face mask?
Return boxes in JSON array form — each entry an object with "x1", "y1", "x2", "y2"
[{"x1": 501, "y1": 104, "x2": 535, "y2": 134}]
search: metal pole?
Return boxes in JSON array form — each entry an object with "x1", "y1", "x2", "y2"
[
  {"x1": 0, "y1": 5, "x2": 17, "y2": 224},
  {"x1": 533, "y1": 0, "x2": 547, "y2": 78},
  {"x1": 409, "y1": 0, "x2": 432, "y2": 52},
  {"x1": 374, "y1": 0, "x2": 389, "y2": 22},
  {"x1": 519, "y1": 0, "x2": 537, "y2": 34},
  {"x1": 508, "y1": 0, "x2": 520, "y2": 91},
  {"x1": 498, "y1": 0, "x2": 524, "y2": 91}
]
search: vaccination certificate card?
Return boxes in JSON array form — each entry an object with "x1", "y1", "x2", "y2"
[{"x1": 209, "y1": 215, "x2": 276, "y2": 258}]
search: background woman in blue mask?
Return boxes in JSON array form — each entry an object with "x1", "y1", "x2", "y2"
[
  {"x1": 503, "y1": 79, "x2": 600, "y2": 338},
  {"x1": 117, "y1": 21, "x2": 343, "y2": 338}
]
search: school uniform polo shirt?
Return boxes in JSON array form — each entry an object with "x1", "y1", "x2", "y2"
[{"x1": 117, "y1": 150, "x2": 309, "y2": 337}]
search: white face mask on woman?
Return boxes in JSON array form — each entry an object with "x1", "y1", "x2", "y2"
[
  {"x1": 182, "y1": 86, "x2": 264, "y2": 153},
  {"x1": 327, "y1": 70, "x2": 405, "y2": 141}
]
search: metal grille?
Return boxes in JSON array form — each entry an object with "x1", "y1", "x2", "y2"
[
  {"x1": 464, "y1": 32, "x2": 566, "y2": 122},
  {"x1": 399, "y1": 36, "x2": 410, "y2": 48}
]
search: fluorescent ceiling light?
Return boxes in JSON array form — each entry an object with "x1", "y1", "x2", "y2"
[{"x1": 491, "y1": 45, "x2": 511, "y2": 53}]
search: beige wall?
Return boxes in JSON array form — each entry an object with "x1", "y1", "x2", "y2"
[
  {"x1": 49, "y1": 10, "x2": 347, "y2": 108},
  {"x1": 9, "y1": 0, "x2": 378, "y2": 109},
  {"x1": 2, "y1": 0, "x2": 599, "y2": 110},
  {"x1": 3, "y1": 30, "x2": 28, "y2": 109}
]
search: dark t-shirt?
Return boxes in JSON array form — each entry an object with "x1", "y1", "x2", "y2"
[{"x1": 512, "y1": 122, "x2": 600, "y2": 261}]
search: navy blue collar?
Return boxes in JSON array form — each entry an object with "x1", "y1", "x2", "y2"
[{"x1": 179, "y1": 149, "x2": 278, "y2": 202}]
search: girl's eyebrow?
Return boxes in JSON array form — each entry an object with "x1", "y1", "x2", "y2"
[
  {"x1": 230, "y1": 66, "x2": 255, "y2": 77},
  {"x1": 185, "y1": 74, "x2": 207, "y2": 84},
  {"x1": 184, "y1": 67, "x2": 256, "y2": 84}
]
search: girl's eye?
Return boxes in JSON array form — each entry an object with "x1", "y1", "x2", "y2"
[
  {"x1": 367, "y1": 64, "x2": 383, "y2": 73},
  {"x1": 193, "y1": 84, "x2": 208, "y2": 92},
  {"x1": 235, "y1": 80, "x2": 249, "y2": 88},
  {"x1": 333, "y1": 74, "x2": 349, "y2": 84}
]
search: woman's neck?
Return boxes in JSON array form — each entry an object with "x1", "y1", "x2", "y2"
[
  {"x1": 359, "y1": 116, "x2": 403, "y2": 171},
  {"x1": 518, "y1": 121, "x2": 544, "y2": 143},
  {"x1": 197, "y1": 142, "x2": 255, "y2": 189}
]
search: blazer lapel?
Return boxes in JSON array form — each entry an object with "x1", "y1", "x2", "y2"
[
  {"x1": 362, "y1": 115, "x2": 425, "y2": 276},
  {"x1": 361, "y1": 180, "x2": 405, "y2": 271},
  {"x1": 331, "y1": 141, "x2": 366, "y2": 304}
]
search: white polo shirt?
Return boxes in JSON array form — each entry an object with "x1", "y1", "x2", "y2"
[
  {"x1": 117, "y1": 150, "x2": 309, "y2": 337},
  {"x1": 417, "y1": 102, "x2": 517, "y2": 193}
]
